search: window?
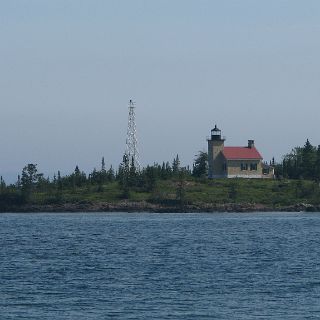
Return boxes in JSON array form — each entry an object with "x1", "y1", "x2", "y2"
[
  {"x1": 222, "y1": 163, "x2": 227, "y2": 171},
  {"x1": 250, "y1": 163, "x2": 257, "y2": 171},
  {"x1": 241, "y1": 163, "x2": 248, "y2": 171},
  {"x1": 263, "y1": 168, "x2": 270, "y2": 175}
]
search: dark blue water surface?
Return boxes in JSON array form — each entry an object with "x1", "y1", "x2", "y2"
[{"x1": 1, "y1": 212, "x2": 320, "y2": 319}]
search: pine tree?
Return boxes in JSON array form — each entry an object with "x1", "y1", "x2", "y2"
[
  {"x1": 101, "y1": 157, "x2": 106, "y2": 172},
  {"x1": 0, "y1": 176, "x2": 5, "y2": 193},
  {"x1": 166, "y1": 162, "x2": 172, "y2": 177},
  {"x1": 107, "y1": 165, "x2": 115, "y2": 181},
  {"x1": 172, "y1": 154, "x2": 180, "y2": 175},
  {"x1": 129, "y1": 156, "x2": 137, "y2": 187},
  {"x1": 57, "y1": 171, "x2": 62, "y2": 191},
  {"x1": 144, "y1": 166, "x2": 156, "y2": 192},
  {"x1": 21, "y1": 164, "x2": 39, "y2": 200},
  {"x1": 119, "y1": 154, "x2": 130, "y2": 198},
  {"x1": 53, "y1": 173, "x2": 57, "y2": 185},
  {"x1": 100, "y1": 157, "x2": 107, "y2": 183},
  {"x1": 73, "y1": 165, "x2": 86, "y2": 187},
  {"x1": 302, "y1": 139, "x2": 316, "y2": 179},
  {"x1": 17, "y1": 175, "x2": 21, "y2": 189},
  {"x1": 192, "y1": 151, "x2": 208, "y2": 178}
]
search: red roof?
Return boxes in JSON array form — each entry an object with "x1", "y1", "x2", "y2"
[{"x1": 222, "y1": 147, "x2": 263, "y2": 160}]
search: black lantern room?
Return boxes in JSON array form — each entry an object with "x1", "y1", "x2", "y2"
[{"x1": 211, "y1": 125, "x2": 222, "y2": 140}]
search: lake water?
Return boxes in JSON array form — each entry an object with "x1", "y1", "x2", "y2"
[{"x1": 1, "y1": 212, "x2": 320, "y2": 319}]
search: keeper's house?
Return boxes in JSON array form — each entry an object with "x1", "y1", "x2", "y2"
[{"x1": 207, "y1": 125, "x2": 274, "y2": 179}]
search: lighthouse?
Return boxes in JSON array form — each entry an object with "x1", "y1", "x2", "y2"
[{"x1": 207, "y1": 125, "x2": 225, "y2": 178}]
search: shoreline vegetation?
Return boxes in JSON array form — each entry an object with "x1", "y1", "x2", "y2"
[
  {"x1": 1, "y1": 177, "x2": 320, "y2": 213},
  {"x1": 1, "y1": 140, "x2": 320, "y2": 213}
]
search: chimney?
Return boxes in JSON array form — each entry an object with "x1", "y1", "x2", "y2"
[{"x1": 248, "y1": 140, "x2": 254, "y2": 148}]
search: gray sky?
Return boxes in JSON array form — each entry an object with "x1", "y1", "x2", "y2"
[{"x1": 1, "y1": 0, "x2": 320, "y2": 182}]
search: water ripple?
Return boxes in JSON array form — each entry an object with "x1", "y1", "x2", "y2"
[{"x1": 1, "y1": 212, "x2": 320, "y2": 319}]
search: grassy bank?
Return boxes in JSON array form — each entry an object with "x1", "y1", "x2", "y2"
[{"x1": 15, "y1": 178, "x2": 320, "y2": 210}]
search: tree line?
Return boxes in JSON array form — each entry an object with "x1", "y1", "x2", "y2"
[
  {"x1": 0, "y1": 152, "x2": 208, "y2": 207},
  {"x1": 277, "y1": 139, "x2": 320, "y2": 180}
]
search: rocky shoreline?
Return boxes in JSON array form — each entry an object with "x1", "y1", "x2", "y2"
[{"x1": 1, "y1": 201, "x2": 320, "y2": 213}]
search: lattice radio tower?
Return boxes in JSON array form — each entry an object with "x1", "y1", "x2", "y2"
[{"x1": 125, "y1": 99, "x2": 140, "y2": 171}]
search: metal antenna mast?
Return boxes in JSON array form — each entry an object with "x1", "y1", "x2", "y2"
[{"x1": 125, "y1": 99, "x2": 140, "y2": 170}]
